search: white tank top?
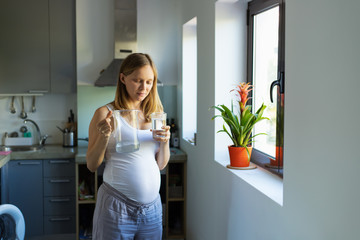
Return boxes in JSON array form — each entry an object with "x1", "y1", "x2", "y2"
[{"x1": 102, "y1": 104, "x2": 160, "y2": 204}]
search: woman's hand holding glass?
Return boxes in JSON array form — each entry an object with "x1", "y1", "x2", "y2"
[
  {"x1": 152, "y1": 125, "x2": 171, "y2": 142},
  {"x1": 150, "y1": 112, "x2": 170, "y2": 142}
]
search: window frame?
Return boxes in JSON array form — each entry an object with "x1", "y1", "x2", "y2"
[{"x1": 247, "y1": 0, "x2": 285, "y2": 177}]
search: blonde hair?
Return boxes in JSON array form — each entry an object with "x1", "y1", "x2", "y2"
[{"x1": 112, "y1": 53, "x2": 163, "y2": 121}]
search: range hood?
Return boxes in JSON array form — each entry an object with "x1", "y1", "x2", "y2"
[{"x1": 95, "y1": 0, "x2": 137, "y2": 87}]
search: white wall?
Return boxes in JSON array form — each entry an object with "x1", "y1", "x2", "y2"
[
  {"x1": 137, "y1": 0, "x2": 181, "y2": 86},
  {"x1": 178, "y1": 0, "x2": 360, "y2": 239},
  {"x1": 282, "y1": 0, "x2": 360, "y2": 238},
  {"x1": 76, "y1": 0, "x2": 114, "y2": 86}
]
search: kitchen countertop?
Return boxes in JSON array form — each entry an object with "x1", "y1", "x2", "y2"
[
  {"x1": 9, "y1": 144, "x2": 77, "y2": 160},
  {"x1": 0, "y1": 153, "x2": 11, "y2": 169},
  {"x1": 0, "y1": 144, "x2": 187, "y2": 168},
  {"x1": 0, "y1": 144, "x2": 76, "y2": 168},
  {"x1": 75, "y1": 146, "x2": 187, "y2": 164}
]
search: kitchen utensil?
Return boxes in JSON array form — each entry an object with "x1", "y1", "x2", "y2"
[
  {"x1": 113, "y1": 110, "x2": 140, "y2": 153},
  {"x1": 56, "y1": 126, "x2": 65, "y2": 133},
  {"x1": 66, "y1": 109, "x2": 76, "y2": 133},
  {"x1": 31, "y1": 96, "x2": 36, "y2": 113},
  {"x1": 70, "y1": 109, "x2": 74, "y2": 122},
  {"x1": 20, "y1": 97, "x2": 27, "y2": 119},
  {"x1": 10, "y1": 96, "x2": 16, "y2": 114},
  {"x1": 63, "y1": 132, "x2": 75, "y2": 147}
]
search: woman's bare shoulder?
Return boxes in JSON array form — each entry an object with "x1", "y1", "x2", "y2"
[{"x1": 94, "y1": 104, "x2": 112, "y2": 118}]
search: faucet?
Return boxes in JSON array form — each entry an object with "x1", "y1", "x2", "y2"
[{"x1": 23, "y1": 119, "x2": 48, "y2": 146}]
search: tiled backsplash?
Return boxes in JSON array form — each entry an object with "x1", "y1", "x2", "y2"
[{"x1": 0, "y1": 94, "x2": 77, "y2": 145}]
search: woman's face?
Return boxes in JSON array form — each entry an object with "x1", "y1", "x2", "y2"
[{"x1": 120, "y1": 65, "x2": 155, "y2": 105}]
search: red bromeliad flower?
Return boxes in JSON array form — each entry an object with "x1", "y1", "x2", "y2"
[
  {"x1": 211, "y1": 82, "x2": 268, "y2": 149},
  {"x1": 231, "y1": 82, "x2": 252, "y2": 114}
]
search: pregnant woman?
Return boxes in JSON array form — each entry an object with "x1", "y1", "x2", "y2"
[{"x1": 86, "y1": 53, "x2": 171, "y2": 239}]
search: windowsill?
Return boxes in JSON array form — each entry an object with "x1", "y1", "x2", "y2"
[
  {"x1": 215, "y1": 157, "x2": 283, "y2": 206},
  {"x1": 183, "y1": 138, "x2": 196, "y2": 146}
]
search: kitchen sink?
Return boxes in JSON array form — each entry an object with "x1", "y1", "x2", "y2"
[{"x1": 1, "y1": 145, "x2": 43, "y2": 152}]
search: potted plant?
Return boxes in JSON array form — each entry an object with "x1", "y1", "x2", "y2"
[{"x1": 211, "y1": 82, "x2": 269, "y2": 168}]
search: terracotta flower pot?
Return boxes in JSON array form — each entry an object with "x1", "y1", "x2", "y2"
[{"x1": 228, "y1": 146, "x2": 253, "y2": 167}]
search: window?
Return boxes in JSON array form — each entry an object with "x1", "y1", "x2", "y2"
[
  {"x1": 182, "y1": 17, "x2": 198, "y2": 145},
  {"x1": 247, "y1": 0, "x2": 285, "y2": 175}
]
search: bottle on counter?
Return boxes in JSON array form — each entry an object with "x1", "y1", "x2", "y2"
[{"x1": 170, "y1": 118, "x2": 179, "y2": 148}]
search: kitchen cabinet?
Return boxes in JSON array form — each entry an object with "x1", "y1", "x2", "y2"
[
  {"x1": 165, "y1": 160, "x2": 187, "y2": 239},
  {"x1": 0, "y1": 0, "x2": 50, "y2": 94},
  {"x1": 49, "y1": 0, "x2": 76, "y2": 94},
  {"x1": 1, "y1": 160, "x2": 44, "y2": 237},
  {"x1": 75, "y1": 162, "x2": 103, "y2": 240},
  {"x1": 1, "y1": 158, "x2": 76, "y2": 238},
  {"x1": 43, "y1": 159, "x2": 76, "y2": 235},
  {"x1": 0, "y1": 0, "x2": 76, "y2": 94}
]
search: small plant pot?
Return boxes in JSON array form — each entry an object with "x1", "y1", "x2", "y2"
[{"x1": 228, "y1": 146, "x2": 253, "y2": 167}]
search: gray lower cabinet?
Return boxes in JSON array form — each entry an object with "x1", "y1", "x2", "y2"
[
  {"x1": 43, "y1": 159, "x2": 76, "y2": 235},
  {"x1": 1, "y1": 160, "x2": 44, "y2": 237},
  {"x1": 1, "y1": 159, "x2": 75, "y2": 238}
]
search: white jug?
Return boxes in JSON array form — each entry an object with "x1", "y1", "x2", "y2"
[{"x1": 113, "y1": 110, "x2": 140, "y2": 153}]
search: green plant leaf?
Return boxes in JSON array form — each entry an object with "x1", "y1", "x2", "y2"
[
  {"x1": 251, "y1": 132, "x2": 267, "y2": 138},
  {"x1": 211, "y1": 99, "x2": 269, "y2": 148},
  {"x1": 220, "y1": 124, "x2": 237, "y2": 145},
  {"x1": 245, "y1": 146, "x2": 251, "y2": 162}
]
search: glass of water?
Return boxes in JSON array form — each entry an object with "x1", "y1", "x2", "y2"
[{"x1": 150, "y1": 112, "x2": 167, "y2": 139}]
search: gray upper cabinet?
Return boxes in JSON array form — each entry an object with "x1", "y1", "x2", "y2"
[
  {"x1": 49, "y1": 0, "x2": 76, "y2": 94},
  {"x1": 0, "y1": 0, "x2": 76, "y2": 94},
  {"x1": 0, "y1": 0, "x2": 50, "y2": 93}
]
